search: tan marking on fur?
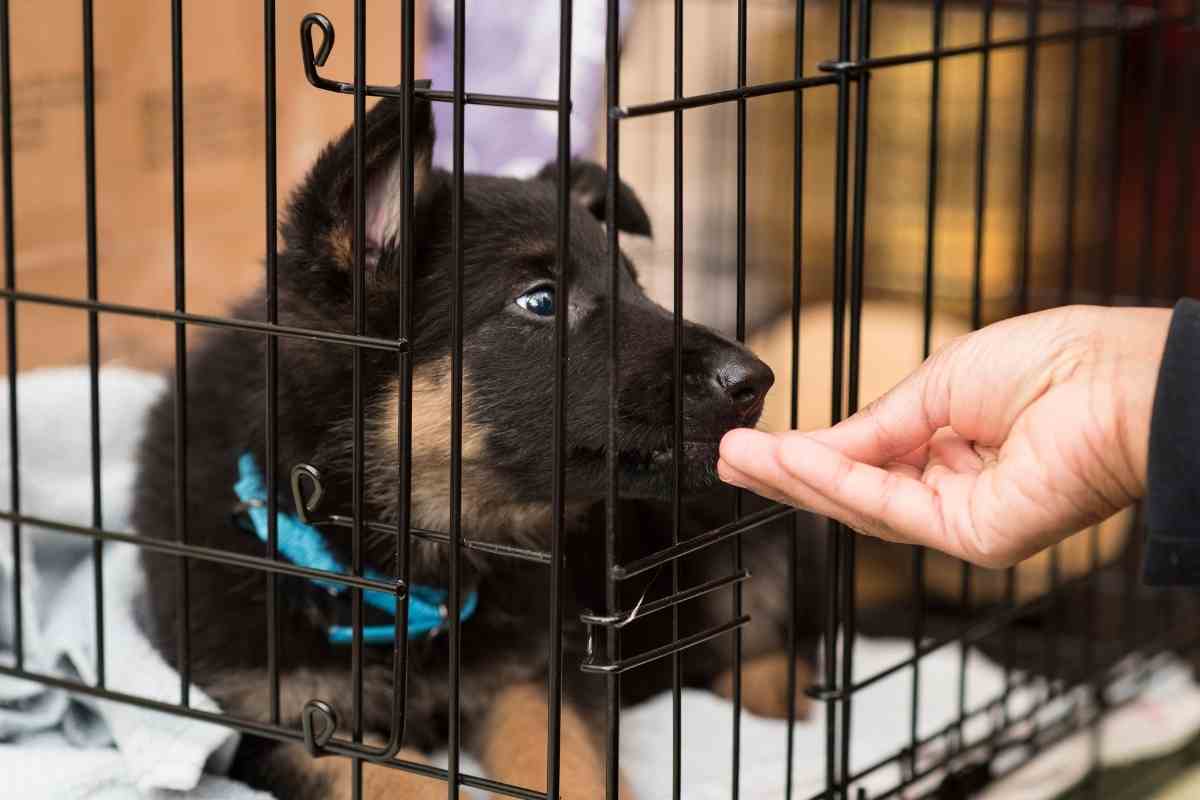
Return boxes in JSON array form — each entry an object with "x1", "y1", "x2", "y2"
[
  {"x1": 326, "y1": 226, "x2": 355, "y2": 266},
  {"x1": 367, "y1": 359, "x2": 587, "y2": 544},
  {"x1": 404, "y1": 357, "x2": 488, "y2": 464},
  {"x1": 216, "y1": 678, "x2": 461, "y2": 797},
  {"x1": 711, "y1": 652, "x2": 813, "y2": 721},
  {"x1": 279, "y1": 742, "x2": 461, "y2": 799},
  {"x1": 478, "y1": 682, "x2": 635, "y2": 800}
]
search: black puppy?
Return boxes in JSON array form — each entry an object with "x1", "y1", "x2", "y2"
[{"x1": 133, "y1": 96, "x2": 824, "y2": 799}]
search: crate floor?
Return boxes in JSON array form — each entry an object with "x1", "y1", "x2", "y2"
[
  {"x1": 3, "y1": 367, "x2": 1199, "y2": 800},
  {"x1": 1055, "y1": 734, "x2": 1200, "y2": 800},
  {"x1": 619, "y1": 643, "x2": 1200, "y2": 800}
]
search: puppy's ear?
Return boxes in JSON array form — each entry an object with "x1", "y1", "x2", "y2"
[
  {"x1": 283, "y1": 96, "x2": 435, "y2": 270},
  {"x1": 536, "y1": 160, "x2": 653, "y2": 238}
]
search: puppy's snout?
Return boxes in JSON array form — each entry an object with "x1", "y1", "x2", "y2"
[
  {"x1": 713, "y1": 353, "x2": 774, "y2": 421},
  {"x1": 667, "y1": 318, "x2": 776, "y2": 430}
]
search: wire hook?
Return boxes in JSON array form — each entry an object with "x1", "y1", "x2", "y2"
[
  {"x1": 299, "y1": 12, "x2": 429, "y2": 98},
  {"x1": 300, "y1": 13, "x2": 340, "y2": 93},
  {"x1": 290, "y1": 463, "x2": 324, "y2": 523},
  {"x1": 301, "y1": 699, "x2": 339, "y2": 758},
  {"x1": 302, "y1": 13, "x2": 334, "y2": 67}
]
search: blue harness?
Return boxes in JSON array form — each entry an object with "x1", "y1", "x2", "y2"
[{"x1": 233, "y1": 453, "x2": 477, "y2": 644}]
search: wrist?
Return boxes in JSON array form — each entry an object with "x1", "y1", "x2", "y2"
[{"x1": 1100, "y1": 306, "x2": 1172, "y2": 498}]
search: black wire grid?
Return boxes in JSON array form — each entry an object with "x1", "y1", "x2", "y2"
[{"x1": 0, "y1": 1, "x2": 1197, "y2": 798}]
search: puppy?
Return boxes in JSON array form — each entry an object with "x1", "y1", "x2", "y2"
[{"x1": 132, "y1": 96, "x2": 824, "y2": 799}]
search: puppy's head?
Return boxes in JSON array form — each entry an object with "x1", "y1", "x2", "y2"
[{"x1": 281, "y1": 97, "x2": 772, "y2": 540}]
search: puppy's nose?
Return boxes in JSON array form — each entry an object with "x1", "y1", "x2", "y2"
[{"x1": 715, "y1": 355, "x2": 775, "y2": 420}]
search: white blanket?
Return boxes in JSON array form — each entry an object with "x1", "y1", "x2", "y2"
[
  {"x1": 0, "y1": 367, "x2": 268, "y2": 799},
  {"x1": 0, "y1": 367, "x2": 1197, "y2": 799}
]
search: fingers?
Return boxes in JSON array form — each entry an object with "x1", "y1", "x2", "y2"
[
  {"x1": 926, "y1": 428, "x2": 984, "y2": 473},
  {"x1": 802, "y1": 353, "x2": 952, "y2": 467},
  {"x1": 716, "y1": 460, "x2": 796, "y2": 508},
  {"x1": 719, "y1": 429, "x2": 952, "y2": 552},
  {"x1": 719, "y1": 453, "x2": 895, "y2": 541}
]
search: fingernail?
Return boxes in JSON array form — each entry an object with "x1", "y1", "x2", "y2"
[{"x1": 719, "y1": 428, "x2": 772, "y2": 469}]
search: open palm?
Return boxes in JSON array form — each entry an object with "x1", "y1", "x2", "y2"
[{"x1": 719, "y1": 305, "x2": 1170, "y2": 568}]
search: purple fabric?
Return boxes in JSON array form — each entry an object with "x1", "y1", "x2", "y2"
[{"x1": 424, "y1": 0, "x2": 632, "y2": 177}]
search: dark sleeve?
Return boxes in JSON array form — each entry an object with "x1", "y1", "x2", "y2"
[{"x1": 1142, "y1": 297, "x2": 1200, "y2": 586}]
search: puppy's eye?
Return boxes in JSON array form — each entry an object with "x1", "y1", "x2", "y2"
[{"x1": 515, "y1": 286, "x2": 556, "y2": 317}]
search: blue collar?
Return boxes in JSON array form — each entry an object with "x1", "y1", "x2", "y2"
[{"x1": 234, "y1": 452, "x2": 477, "y2": 644}]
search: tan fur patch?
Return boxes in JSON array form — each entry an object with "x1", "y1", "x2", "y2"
[
  {"x1": 711, "y1": 652, "x2": 813, "y2": 721},
  {"x1": 325, "y1": 226, "x2": 355, "y2": 267},
  {"x1": 215, "y1": 675, "x2": 463, "y2": 798},
  {"x1": 478, "y1": 682, "x2": 635, "y2": 800},
  {"x1": 279, "y1": 743, "x2": 461, "y2": 799},
  {"x1": 367, "y1": 358, "x2": 581, "y2": 546}
]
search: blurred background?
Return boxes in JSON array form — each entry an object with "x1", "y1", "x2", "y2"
[
  {"x1": 1, "y1": 5, "x2": 1198, "y2": 794},
  {"x1": 0, "y1": 0, "x2": 1195, "y2": 381}
]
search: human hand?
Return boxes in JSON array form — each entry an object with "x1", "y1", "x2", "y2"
[{"x1": 718, "y1": 305, "x2": 1171, "y2": 568}]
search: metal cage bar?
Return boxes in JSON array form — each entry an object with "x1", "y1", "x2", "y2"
[
  {"x1": 169, "y1": 0, "x2": 191, "y2": 709},
  {"x1": 604, "y1": 1, "x2": 623, "y2": 797},
  {"x1": 912, "y1": 0, "x2": 946, "y2": 768},
  {"x1": 545, "y1": 1, "x2": 573, "y2": 795},
  {"x1": 839, "y1": 0, "x2": 874, "y2": 791},
  {"x1": 0, "y1": 0, "x2": 19, "y2": 676},
  {"x1": 784, "y1": 2, "x2": 808, "y2": 797},
  {"x1": 447, "y1": 0, "x2": 467, "y2": 793},
  {"x1": 819, "y1": 0, "x2": 855, "y2": 793},
  {"x1": 0, "y1": 290, "x2": 411, "y2": 349},
  {"x1": 82, "y1": 0, "x2": 104, "y2": 691},
  {"x1": 262, "y1": 0, "x2": 282, "y2": 728},
  {"x1": 670, "y1": 0, "x2": 685, "y2": 796},
  {"x1": 730, "y1": 0, "x2": 749, "y2": 796},
  {"x1": 0, "y1": 2, "x2": 1195, "y2": 800},
  {"x1": 350, "y1": 13, "x2": 367, "y2": 800},
  {"x1": 958, "y1": 1, "x2": 994, "y2": 763}
]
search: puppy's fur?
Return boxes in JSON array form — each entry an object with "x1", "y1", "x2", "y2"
[{"x1": 132, "y1": 97, "x2": 825, "y2": 799}]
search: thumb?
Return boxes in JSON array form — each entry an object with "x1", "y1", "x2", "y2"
[
  {"x1": 718, "y1": 428, "x2": 949, "y2": 551},
  {"x1": 808, "y1": 348, "x2": 951, "y2": 466}
]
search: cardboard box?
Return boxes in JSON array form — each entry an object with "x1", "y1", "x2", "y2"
[{"x1": 1, "y1": 0, "x2": 425, "y2": 371}]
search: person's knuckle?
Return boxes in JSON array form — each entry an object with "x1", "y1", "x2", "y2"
[
  {"x1": 874, "y1": 469, "x2": 902, "y2": 521},
  {"x1": 863, "y1": 401, "x2": 899, "y2": 452},
  {"x1": 829, "y1": 455, "x2": 856, "y2": 498}
]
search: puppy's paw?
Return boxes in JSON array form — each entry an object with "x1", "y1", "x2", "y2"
[
  {"x1": 481, "y1": 682, "x2": 636, "y2": 800},
  {"x1": 363, "y1": 749, "x2": 471, "y2": 800},
  {"x1": 710, "y1": 652, "x2": 813, "y2": 720},
  {"x1": 271, "y1": 743, "x2": 463, "y2": 799}
]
